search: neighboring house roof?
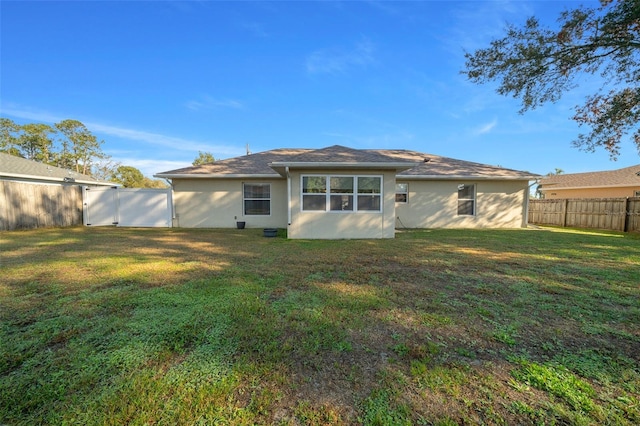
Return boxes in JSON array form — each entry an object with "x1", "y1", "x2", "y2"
[
  {"x1": 540, "y1": 164, "x2": 640, "y2": 191},
  {"x1": 0, "y1": 152, "x2": 115, "y2": 186},
  {"x1": 156, "y1": 145, "x2": 538, "y2": 180}
]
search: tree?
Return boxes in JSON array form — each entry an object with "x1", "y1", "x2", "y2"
[
  {"x1": 0, "y1": 118, "x2": 22, "y2": 156},
  {"x1": 463, "y1": 0, "x2": 640, "y2": 159},
  {"x1": 19, "y1": 123, "x2": 55, "y2": 163},
  {"x1": 110, "y1": 165, "x2": 168, "y2": 188},
  {"x1": 111, "y1": 165, "x2": 146, "y2": 188},
  {"x1": 55, "y1": 119, "x2": 106, "y2": 174},
  {"x1": 192, "y1": 151, "x2": 215, "y2": 166}
]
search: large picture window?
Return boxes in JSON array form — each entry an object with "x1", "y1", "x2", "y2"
[
  {"x1": 244, "y1": 183, "x2": 271, "y2": 215},
  {"x1": 302, "y1": 175, "x2": 382, "y2": 212},
  {"x1": 457, "y1": 184, "x2": 476, "y2": 216}
]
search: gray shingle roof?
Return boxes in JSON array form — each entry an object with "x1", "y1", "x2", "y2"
[
  {"x1": 0, "y1": 152, "x2": 114, "y2": 185},
  {"x1": 540, "y1": 164, "x2": 640, "y2": 190},
  {"x1": 156, "y1": 145, "x2": 539, "y2": 180}
]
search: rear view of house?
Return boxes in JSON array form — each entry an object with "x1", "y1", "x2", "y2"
[{"x1": 155, "y1": 145, "x2": 538, "y2": 239}]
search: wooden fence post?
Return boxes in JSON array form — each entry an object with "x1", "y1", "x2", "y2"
[
  {"x1": 562, "y1": 199, "x2": 568, "y2": 228},
  {"x1": 624, "y1": 197, "x2": 631, "y2": 233}
]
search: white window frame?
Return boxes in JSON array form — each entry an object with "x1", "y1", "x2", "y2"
[
  {"x1": 301, "y1": 174, "x2": 382, "y2": 213},
  {"x1": 457, "y1": 183, "x2": 476, "y2": 216},
  {"x1": 243, "y1": 183, "x2": 271, "y2": 216},
  {"x1": 395, "y1": 183, "x2": 408, "y2": 203}
]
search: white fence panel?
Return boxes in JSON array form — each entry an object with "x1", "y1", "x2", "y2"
[
  {"x1": 83, "y1": 187, "x2": 172, "y2": 227},
  {"x1": 83, "y1": 186, "x2": 118, "y2": 226},
  {"x1": 118, "y1": 189, "x2": 172, "y2": 227}
]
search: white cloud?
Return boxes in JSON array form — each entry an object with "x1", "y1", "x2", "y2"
[
  {"x1": 185, "y1": 95, "x2": 245, "y2": 111},
  {"x1": 306, "y1": 38, "x2": 375, "y2": 74},
  {"x1": 1, "y1": 104, "x2": 242, "y2": 156},
  {"x1": 111, "y1": 157, "x2": 190, "y2": 178},
  {"x1": 474, "y1": 119, "x2": 498, "y2": 135}
]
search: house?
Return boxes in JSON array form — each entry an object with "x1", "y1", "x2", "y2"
[
  {"x1": 538, "y1": 164, "x2": 640, "y2": 200},
  {"x1": 0, "y1": 152, "x2": 115, "y2": 186},
  {"x1": 155, "y1": 145, "x2": 539, "y2": 239}
]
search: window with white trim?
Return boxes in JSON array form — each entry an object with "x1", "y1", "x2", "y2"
[
  {"x1": 302, "y1": 175, "x2": 382, "y2": 212},
  {"x1": 243, "y1": 183, "x2": 271, "y2": 215},
  {"x1": 457, "y1": 184, "x2": 476, "y2": 216},
  {"x1": 395, "y1": 183, "x2": 408, "y2": 203}
]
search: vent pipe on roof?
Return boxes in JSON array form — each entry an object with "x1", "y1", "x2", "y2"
[{"x1": 246, "y1": 143, "x2": 251, "y2": 155}]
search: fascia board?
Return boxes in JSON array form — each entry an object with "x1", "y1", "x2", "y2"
[
  {"x1": 154, "y1": 173, "x2": 283, "y2": 179},
  {"x1": 397, "y1": 175, "x2": 538, "y2": 181},
  {"x1": 1, "y1": 172, "x2": 114, "y2": 186},
  {"x1": 540, "y1": 183, "x2": 640, "y2": 191}
]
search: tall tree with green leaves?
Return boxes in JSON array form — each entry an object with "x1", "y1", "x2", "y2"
[
  {"x1": 110, "y1": 165, "x2": 167, "y2": 188},
  {"x1": 0, "y1": 118, "x2": 22, "y2": 156},
  {"x1": 19, "y1": 123, "x2": 56, "y2": 163},
  {"x1": 192, "y1": 151, "x2": 215, "y2": 166},
  {"x1": 54, "y1": 119, "x2": 105, "y2": 174},
  {"x1": 463, "y1": 0, "x2": 640, "y2": 159},
  {"x1": 111, "y1": 165, "x2": 146, "y2": 188}
]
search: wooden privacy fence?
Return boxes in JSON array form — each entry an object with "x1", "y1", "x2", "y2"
[
  {"x1": 0, "y1": 181, "x2": 83, "y2": 231},
  {"x1": 529, "y1": 197, "x2": 640, "y2": 233}
]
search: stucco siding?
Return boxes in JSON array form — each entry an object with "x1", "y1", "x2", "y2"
[
  {"x1": 287, "y1": 169, "x2": 396, "y2": 239},
  {"x1": 172, "y1": 178, "x2": 287, "y2": 228},
  {"x1": 395, "y1": 180, "x2": 528, "y2": 229}
]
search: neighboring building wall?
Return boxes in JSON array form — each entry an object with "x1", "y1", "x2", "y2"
[
  {"x1": 542, "y1": 187, "x2": 640, "y2": 199},
  {"x1": 287, "y1": 169, "x2": 397, "y2": 239},
  {"x1": 0, "y1": 180, "x2": 83, "y2": 230},
  {"x1": 395, "y1": 180, "x2": 529, "y2": 229},
  {"x1": 171, "y1": 178, "x2": 288, "y2": 228}
]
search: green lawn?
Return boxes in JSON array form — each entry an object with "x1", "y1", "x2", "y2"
[{"x1": 1, "y1": 226, "x2": 639, "y2": 425}]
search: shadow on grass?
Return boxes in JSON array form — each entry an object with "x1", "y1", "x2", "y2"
[{"x1": 1, "y1": 227, "x2": 639, "y2": 424}]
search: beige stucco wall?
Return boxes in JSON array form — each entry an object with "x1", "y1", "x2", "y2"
[
  {"x1": 171, "y1": 178, "x2": 288, "y2": 228},
  {"x1": 287, "y1": 169, "x2": 397, "y2": 239},
  {"x1": 542, "y1": 187, "x2": 640, "y2": 199},
  {"x1": 170, "y1": 176, "x2": 530, "y2": 234},
  {"x1": 395, "y1": 179, "x2": 529, "y2": 229}
]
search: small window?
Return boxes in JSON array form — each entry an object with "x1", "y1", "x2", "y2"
[
  {"x1": 243, "y1": 183, "x2": 270, "y2": 215},
  {"x1": 457, "y1": 184, "x2": 476, "y2": 216},
  {"x1": 635, "y1": 190, "x2": 640, "y2": 197},
  {"x1": 396, "y1": 183, "x2": 408, "y2": 203}
]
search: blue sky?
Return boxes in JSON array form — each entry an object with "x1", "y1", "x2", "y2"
[{"x1": 2, "y1": 0, "x2": 638, "y2": 178}]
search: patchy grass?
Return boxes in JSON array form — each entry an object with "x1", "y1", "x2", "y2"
[{"x1": 1, "y1": 226, "x2": 639, "y2": 425}]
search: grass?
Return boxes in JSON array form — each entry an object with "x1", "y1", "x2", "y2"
[{"x1": 1, "y1": 226, "x2": 639, "y2": 425}]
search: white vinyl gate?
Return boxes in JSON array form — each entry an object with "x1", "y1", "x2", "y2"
[{"x1": 83, "y1": 186, "x2": 172, "y2": 227}]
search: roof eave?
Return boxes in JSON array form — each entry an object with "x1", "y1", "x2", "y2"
[
  {"x1": 398, "y1": 174, "x2": 539, "y2": 181},
  {"x1": 540, "y1": 183, "x2": 640, "y2": 191},
  {"x1": 1, "y1": 172, "x2": 115, "y2": 186},
  {"x1": 154, "y1": 173, "x2": 282, "y2": 179}
]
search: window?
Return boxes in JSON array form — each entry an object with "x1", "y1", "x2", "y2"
[
  {"x1": 457, "y1": 184, "x2": 475, "y2": 216},
  {"x1": 302, "y1": 176, "x2": 326, "y2": 211},
  {"x1": 395, "y1": 183, "x2": 408, "y2": 203},
  {"x1": 330, "y1": 176, "x2": 354, "y2": 211},
  {"x1": 243, "y1": 183, "x2": 270, "y2": 215},
  {"x1": 635, "y1": 190, "x2": 640, "y2": 197},
  {"x1": 302, "y1": 175, "x2": 382, "y2": 212},
  {"x1": 357, "y1": 176, "x2": 381, "y2": 211}
]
